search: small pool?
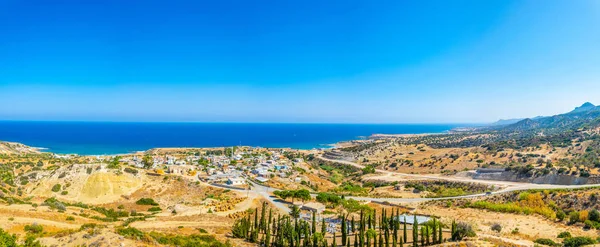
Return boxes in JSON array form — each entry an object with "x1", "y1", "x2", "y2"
[{"x1": 396, "y1": 214, "x2": 431, "y2": 224}]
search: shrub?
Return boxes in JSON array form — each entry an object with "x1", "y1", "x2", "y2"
[
  {"x1": 23, "y1": 236, "x2": 42, "y2": 247},
  {"x1": 61, "y1": 191, "x2": 68, "y2": 195},
  {"x1": 43, "y1": 198, "x2": 67, "y2": 211},
  {"x1": 511, "y1": 228, "x2": 519, "y2": 234},
  {"x1": 148, "y1": 207, "x2": 162, "y2": 212},
  {"x1": 589, "y1": 209, "x2": 600, "y2": 222},
  {"x1": 563, "y1": 237, "x2": 596, "y2": 247},
  {"x1": 66, "y1": 216, "x2": 75, "y2": 221},
  {"x1": 556, "y1": 210, "x2": 566, "y2": 222},
  {"x1": 583, "y1": 220, "x2": 600, "y2": 229},
  {"x1": 117, "y1": 227, "x2": 227, "y2": 246},
  {"x1": 557, "y1": 231, "x2": 571, "y2": 238},
  {"x1": 0, "y1": 229, "x2": 17, "y2": 246},
  {"x1": 452, "y1": 222, "x2": 476, "y2": 240},
  {"x1": 51, "y1": 184, "x2": 61, "y2": 192},
  {"x1": 24, "y1": 223, "x2": 43, "y2": 234},
  {"x1": 124, "y1": 167, "x2": 138, "y2": 174},
  {"x1": 491, "y1": 223, "x2": 502, "y2": 233},
  {"x1": 136, "y1": 198, "x2": 159, "y2": 206},
  {"x1": 569, "y1": 211, "x2": 580, "y2": 224},
  {"x1": 579, "y1": 210, "x2": 589, "y2": 222},
  {"x1": 80, "y1": 223, "x2": 102, "y2": 231},
  {"x1": 534, "y1": 238, "x2": 558, "y2": 246}
]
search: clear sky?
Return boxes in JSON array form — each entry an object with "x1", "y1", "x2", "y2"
[{"x1": 1, "y1": 0, "x2": 599, "y2": 123}]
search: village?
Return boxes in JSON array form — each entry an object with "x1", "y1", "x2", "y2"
[{"x1": 113, "y1": 147, "x2": 313, "y2": 189}]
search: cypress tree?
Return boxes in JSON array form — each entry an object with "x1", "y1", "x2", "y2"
[
  {"x1": 359, "y1": 210, "x2": 365, "y2": 247},
  {"x1": 399, "y1": 237, "x2": 403, "y2": 247},
  {"x1": 403, "y1": 217, "x2": 407, "y2": 245},
  {"x1": 312, "y1": 212, "x2": 317, "y2": 234},
  {"x1": 420, "y1": 228, "x2": 424, "y2": 247},
  {"x1": 332, "y1": 232, "x2": 337, "y2": 247},
  {"x1": 425, "y1": 226, "x2": 430, "y2": 246},
  {"x1": 379, "y1": 231, "x2": 384, "y2": 247},
  {"x1": 450, "y1": 220, "x2": 456, "y2": 241},
  {"x1": 352, "y1": 216, "x2": 356, "y2": 233},
  {"x1": 392, "y1": 210, "x2": 398, "y2": 247},
  {"x1": 432, "y1": 219, "x2": 437, "y2": 244},
  {"x1": 265, "y1": 222, "x2": 271, "y2": 247},
  {"x1": 260, "y1": 202, "x2": 267, "y2": 232},
  {"x1": 342, "y1": 215, "x2": 348, "y2": 246},
  {"x1": 438, "y1": 224, "x2": 442, "y2": 244},
  {"x1": 322, "y1": 218, "x2": 327, "y2": 235},
  {"x1": 254, "y1": 208, "x2": 259, "y2": 231},
  {"x1": 347, "y1": 235, "x2": 351, "y2": 247},
  {"x1": 412, "y1": 216, "x2": 418, "y2": 247},
  {"x1": 373, "y1": 229, "x2": 377, "y2": 247}
]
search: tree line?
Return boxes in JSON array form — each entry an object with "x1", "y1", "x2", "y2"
[{"x1": 232, "y1": 202, "x2": 472, "y2": 247}]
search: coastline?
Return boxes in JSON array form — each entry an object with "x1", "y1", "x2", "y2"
[{"x1": 0, "y1": 122, "x2": 460, "y2": 156}]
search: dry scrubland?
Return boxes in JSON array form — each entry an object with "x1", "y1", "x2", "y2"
[
  {"x1": 0, "y1": 154, "x2": 260, "y2": 246},
  {"x1": 352, "y1": 141, "x2": 580, "y2": 174},
  {"x1": 3, "y1": 131, "x2": 600, "y2": 247}
]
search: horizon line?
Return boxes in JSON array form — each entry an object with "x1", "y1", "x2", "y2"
[{"x1": 0, "y1": 119, "x2": 486, "y2": 125}]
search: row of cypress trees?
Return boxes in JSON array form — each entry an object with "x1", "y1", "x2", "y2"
[{"x1": 232, "y1": 202, "x2": 449, "y2": 247}]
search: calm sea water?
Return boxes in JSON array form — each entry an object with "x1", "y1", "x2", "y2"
[{"x1": 0, "y1": 121, "x2": 465, "y2": 155}]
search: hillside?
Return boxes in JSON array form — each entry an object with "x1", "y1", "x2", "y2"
[
  {"x1": 0, "y1": 141, "x2": 40, "y2": 155},
  {"x1": 499, "y1": 102, "x2": 600, "y2": 134}
]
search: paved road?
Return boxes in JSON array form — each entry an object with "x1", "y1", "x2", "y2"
[{"x1": 316, "y1": 155, "x2": 600, "y2": 203}]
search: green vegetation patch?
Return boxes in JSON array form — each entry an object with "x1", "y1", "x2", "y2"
[
  {"x1": 117, "y1": 227, "x2": 229, "y2": 247},
  {"x1": 135, "y1": 198, "x2": 159, "y2": 206}
]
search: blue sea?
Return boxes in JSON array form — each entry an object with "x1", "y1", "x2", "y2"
[{"x1": 0, "y1": 121, "x2": 466, "y2": 155}]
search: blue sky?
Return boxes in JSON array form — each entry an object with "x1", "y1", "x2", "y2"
[{"x1": 1, "y1": 0, "x2": 599, "y2": 123}]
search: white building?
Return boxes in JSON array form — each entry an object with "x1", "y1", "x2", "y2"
[
  {"x1": 227, "y1": 177, "x2": 246, "y2": 186},
  {"x1": 256, "y1": 177, "x2": 269, "y2": 183}
]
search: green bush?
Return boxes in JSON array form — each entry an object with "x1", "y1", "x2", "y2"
[
  {"x1": 24, "y1": 223, "x2": 44, "y2": 234},
  {"x1": 61, "y1": 191, "x2": 68, "y2": 195},
  {"x1": 51, "y1": 184, "x2": 61, "y2": 192},
  {"x1": 569, "y1": 211, "x2": 580, "y2": 224},
  {"x1": 117, "y1": 227, "x2": 228, "y2": 246},
  {"x1": 563, "y1": 237, "x2": 596, "y2": 247},
  {"x1": 136, "y1": 198, "x2": 159, "y2": 206},
  {"x1": 0, "y1": 228, "x2": 17, "y2": 246},
  {"x1": 557, "y1": 231, "x2": 571, "y2": 238},
  {"x1": 588, "y1": 209, "x2": 600, "y2": 221},
  {"x1": 583, "y1": 220, "x2": 600, "y2": 229},
  {"x1": 556, "y1": 210, "x2": 566, "y2": 222},
  {"x1": 534, "y1": 238, "x2": 558, "y2": 246},
  {"x1": 148, "y1": 206, "x2": 162, "y2": 212},
  {"x1": 66, "y1": 216, "x2": 75, "y2": 221},
  {"x1": 315, "y1": 192, "x2": 342, "y2": 205}
]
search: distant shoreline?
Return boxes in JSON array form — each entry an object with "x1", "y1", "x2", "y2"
[{"x1": 0, "y1": 122, "x2": 462, "y2": 155}]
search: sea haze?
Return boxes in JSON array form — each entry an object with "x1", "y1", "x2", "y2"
[{"x1": 0, "y1": 121, "x2": 466, "y2": 155}]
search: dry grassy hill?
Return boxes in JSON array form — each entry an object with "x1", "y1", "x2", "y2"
[{"x1": 0, "y1": 141, "x2": 40, "y2": 155}]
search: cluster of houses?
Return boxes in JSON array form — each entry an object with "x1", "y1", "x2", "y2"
[{"x1": 116, "y1": 148, "x2": 307, "y2": 187}]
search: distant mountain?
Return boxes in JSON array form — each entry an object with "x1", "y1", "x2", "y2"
[
  {"x1": 569, "y1": 102, "x2": 596, "y2": 114},
  {"x1": 499, "y1": 102, "x2": 600, "y2": 133},
  {"x1": 489, "y1": 118, "x2": 524, "y2": 126}
]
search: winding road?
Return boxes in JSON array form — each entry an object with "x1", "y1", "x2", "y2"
[
  {"x1": 317, "y1": 155, "x2": 600, "y2": 203},
  {"x1": 213, "y1": 156, "x2": 600, "y2": 214}
]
